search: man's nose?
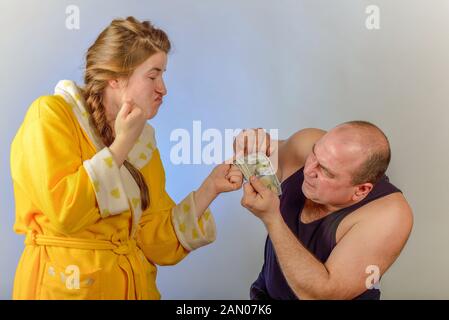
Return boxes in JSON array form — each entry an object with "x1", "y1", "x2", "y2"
[
  {"x1": 306, "y1": 169, "x2": 318, "y2": 179},
  {"x1": 305, "y1": 161, "x2": 318, "y2": 178}
]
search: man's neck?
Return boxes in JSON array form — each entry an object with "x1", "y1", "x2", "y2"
[{"x1": 305, "y1": 198, "x2": 357, "y2": 216}]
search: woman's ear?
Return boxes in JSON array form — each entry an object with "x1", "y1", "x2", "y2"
[{"x1": 108, "y1": 79, "x2": 120, "y2": 89}]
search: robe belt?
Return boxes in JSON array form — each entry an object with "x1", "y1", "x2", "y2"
[{"x1": 25, "y1": 230, "x2": 148, "y2": 299}]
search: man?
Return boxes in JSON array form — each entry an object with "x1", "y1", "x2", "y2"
[{"x1": 237, "y1": 121, "x2": 413, "y2": 300}]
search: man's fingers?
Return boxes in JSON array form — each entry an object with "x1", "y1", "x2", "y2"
[
  {"x1": 241, "y1": 194, "x2": 252, "y2": 208},
  {"x1": 233, "y1": 128, "x2": 272, "y2": 158},
  {"x1": 242, "y1": 181, "x2": 257, "y2": 201},
  {"x1": 257, "y1": 129, "x2": 271, "y2": 157},
  {"x1": 255, "y1": 128, "x2": 262, "y2": 154},
  {"x1": 266, "y1": 131, "x2": 271, "y2": 157},
  {"x1": 249, "y1": 176, "x2": 268, "y2": 195}
]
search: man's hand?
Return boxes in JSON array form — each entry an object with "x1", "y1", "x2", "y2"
[
  {"x1": 241, "y1": 176, "x2": 281, "y2": 225},
  {"x1": 233, "y1": 128, "x2": 275, "y2": 159}
]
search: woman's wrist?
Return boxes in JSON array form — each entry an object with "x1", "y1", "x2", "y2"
[
  {"x1": 109, "y1": 135, "x2": 132, "y2": 167},
  {"x1": 193, "y1": 177, "x2": 219, "y2": 218},
  {"x1": 197, "y1": 177, "x2": 219, "y2": 201}
]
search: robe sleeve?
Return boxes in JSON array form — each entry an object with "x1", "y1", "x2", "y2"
[{"x1": 136, "y1": 150, "x2": 216, "y2": 266}]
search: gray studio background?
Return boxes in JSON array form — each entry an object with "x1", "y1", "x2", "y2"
[{"x1": 1, "y1": 0, "x2": 448, "y2": 299}]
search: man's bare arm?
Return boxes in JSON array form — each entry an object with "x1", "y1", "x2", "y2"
[{"x1": 266, "y1": 194, "x2": 413, "y2": 299}]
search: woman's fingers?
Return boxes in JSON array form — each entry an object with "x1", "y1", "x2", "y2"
[
  {"x1": 117, "y1": 100, "x2": 133, "y2": 119},
  {"x1": 226, "y1": 166, "x2": 243, "y2": 180},
  {"x1": 127, "y1": 105, "x2": 143, "y2": 121},
  {"x1": 229, "y1": 175, "x2": 242, "y2": 184}
]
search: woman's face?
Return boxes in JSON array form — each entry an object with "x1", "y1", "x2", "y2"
[{"x1": 116, "y1": 51, "x2": 168, "y2": 120}]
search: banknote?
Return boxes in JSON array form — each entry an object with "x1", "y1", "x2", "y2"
[{"x1": 233, "y1": 153, "x2": 282, "y2": 196}]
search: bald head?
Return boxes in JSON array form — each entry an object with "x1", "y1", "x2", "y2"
[{"x1": 331, "y1": 121, "x2": 391, "y2": 185}]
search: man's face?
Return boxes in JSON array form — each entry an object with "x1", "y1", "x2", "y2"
[
  {"x1": 118, "y1": 51, "x2": 168, "y2": 120},
  {"x1": 302, "y1": 128, "x2": 366, "y2": 207}
]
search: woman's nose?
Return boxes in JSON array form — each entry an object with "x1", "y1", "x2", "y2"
[{"x1": 156, "y1": 79, "x2": 167, "y2": 96}]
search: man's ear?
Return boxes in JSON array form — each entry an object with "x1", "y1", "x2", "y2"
[{"x1": 352, "y1": 183, "x2": 373, "y2": 202}]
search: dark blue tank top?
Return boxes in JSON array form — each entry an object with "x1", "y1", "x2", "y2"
[{"x1": 250, "y1": 167, "x2": 401, "y2": 300}]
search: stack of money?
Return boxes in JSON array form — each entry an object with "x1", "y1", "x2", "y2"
[{"x1": 234, "y1": 153, "x2": 282, "y2": 196}]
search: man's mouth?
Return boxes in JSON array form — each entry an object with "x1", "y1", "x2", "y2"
[{"x1": 304, "y1": 179, "x2": 314, "y2": 188}]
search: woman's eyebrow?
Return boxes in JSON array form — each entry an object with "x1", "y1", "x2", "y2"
[
  {"x1": 146, "y1": 67, "x2": 165, "y2": 73},
  {"x1": 147, "y1": 67, "x2": 160, "y2": 72}
]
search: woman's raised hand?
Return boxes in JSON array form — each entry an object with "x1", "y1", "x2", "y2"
[
  {"x1": 109, "y1": 100, "x2": 147, "y2": 167},
  {"x1": 114, "y1": 100, "x2": 148, "y2": 146}
]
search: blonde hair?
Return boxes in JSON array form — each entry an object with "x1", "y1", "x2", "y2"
[{"x1": 82, "y1": 16, "x2": 171, "y2": 211}]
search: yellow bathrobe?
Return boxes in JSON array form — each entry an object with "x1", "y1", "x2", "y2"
[{"x1": 10, "y1": 80, "x2": 216, "y2": 300}]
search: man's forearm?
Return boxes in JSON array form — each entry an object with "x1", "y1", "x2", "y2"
[{"x1": 265, "y1": 213, "x2": 334, "y2": 299}]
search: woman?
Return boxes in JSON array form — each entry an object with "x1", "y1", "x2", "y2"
[{"x1": 10, "y1": 16, "x2": 243, "y2": 299}]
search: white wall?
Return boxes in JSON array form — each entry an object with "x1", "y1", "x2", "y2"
[{"x1": 1, "y1": 0, "x2": 448, "y2": 299}]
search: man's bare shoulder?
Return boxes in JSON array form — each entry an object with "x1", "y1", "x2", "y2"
[
  {"x1": 362, "y1": 192, "x2": 413, "y2": 222},
  {"x1": 338, "y1": 192, "x2": 414, "y2": 243},
  {"x1": 278, "y1": 128, "x2": 327, "y2": 182}
]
